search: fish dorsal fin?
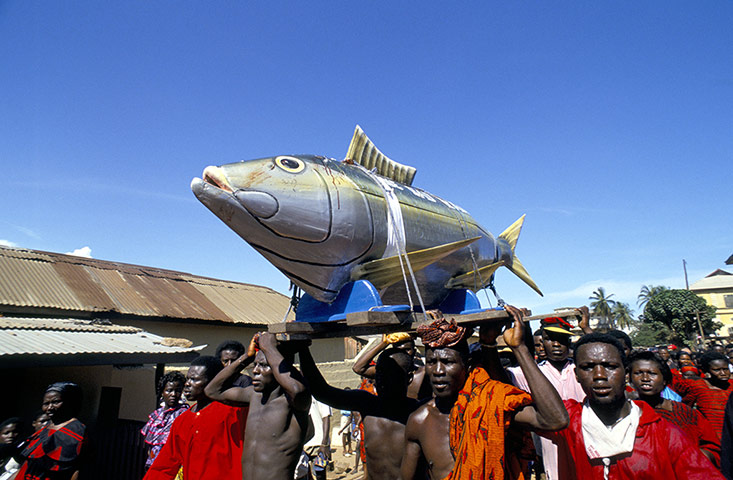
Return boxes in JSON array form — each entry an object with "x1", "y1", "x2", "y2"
[
  {"x1": 445, "y1": 261, "x2": 504, "y2": 291},
  {"x1": 350, "y1": 237, "x2": 480, "y2": 290},
  {"x1": 346, "y1": 125, "x2": 417, "y2": 186}
]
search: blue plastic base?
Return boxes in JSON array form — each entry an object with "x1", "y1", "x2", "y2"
[
  {"x1": 437, "y1": 289, "x2": 486, "y2": 314},
  {"x1": 296, "y1": 280, "x2": 410, "y2": 323}
]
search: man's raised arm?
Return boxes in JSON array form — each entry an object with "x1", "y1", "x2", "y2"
[
  {"x1": 257, "y1": 332, "x2": 311, "y2": 412},
  {"x1": 504, "y1": 305, "x2": 569, "y2": 431},
  {"x1": 298, "y1": 345, "x2": 375, "y2": 413},
  {"x1": 204, "y1": 337, "x2": 256, "y2": 406},
  {"x1": 352, "y1": 332, "x2": 413, "y2": 378}
]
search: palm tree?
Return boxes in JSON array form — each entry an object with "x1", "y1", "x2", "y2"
[
  {"x1": 637, "y1": 285, "x2": 669, "y2": 309},
  {"x1": 590, "y1": 287, "x2": 616, "y2": 328},
  {"x1": 612, "y1": 302, "x2": 635, "y2": 330}
]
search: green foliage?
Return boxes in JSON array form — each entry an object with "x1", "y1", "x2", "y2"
[
  {"x1": 612, "y1": 302, "x2": 635, "y2": 330},
  {"x1": 637, "y1": 285, "x2": 669, "y2": 309},
  {"x1": 590, "y1": 287, "x2": 616, "y2": 328},
  {"x1": 643, "y1": 289, "x2": 719, "y2": 347},
  {"x1": 630, "y1": 321, "x2": 673, "y2": 347}
]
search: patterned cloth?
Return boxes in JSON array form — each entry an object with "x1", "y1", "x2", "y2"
[
  {"x1": 446, "y1": 367, "x2": 533, "y2": 480},
  {"x1": 141, "y1": 404, "x2": 189, "y2": 467},
  {"x1": 656, "y1": 401, "x2": 721, "y2": 467},
  {"x1": 416, "y1": 316, "x2": 466, "y2": 348},
  {"x1": 670, "y1": 374, "x2": 733, "y2": 439},
  {"x1": 15, "y1": 420, "x2": 85, "y2": 480},
  {"x1": 357, "y1": 377, "x2": 374, "y2": 463}
]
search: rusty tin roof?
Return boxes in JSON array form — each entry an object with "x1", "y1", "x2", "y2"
[{"x1": 0, "y1": 246, "x2": 293, "y2": 325}]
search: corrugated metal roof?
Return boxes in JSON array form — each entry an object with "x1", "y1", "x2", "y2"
[
  {"x1": 0, "y1": 246, "x2": 294, "y2": 325},
  {"x1": 0, "y1": 317, "x2": 141, "y2": 333},
  {"x1": 0, "y1": 317, "x2": 204, "y2": 357}
]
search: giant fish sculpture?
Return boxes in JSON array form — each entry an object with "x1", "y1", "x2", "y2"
[{"x1": 191, "y1": 126, "x2": 542, "y2": 315}]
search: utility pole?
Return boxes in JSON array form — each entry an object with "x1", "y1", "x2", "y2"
[
  {"x1": 684, "y1": 259, "x2": 705, "y2": 348},
  {"x1": 683, "y1": 259, "x2": 690, "y2": 289}
]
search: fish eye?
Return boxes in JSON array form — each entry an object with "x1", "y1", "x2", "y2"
[{"x1": 275, "y1": 156, "x2": 305, "y2": 173}]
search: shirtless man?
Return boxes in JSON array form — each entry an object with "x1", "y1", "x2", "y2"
[
  {"x1": 401, "y1": 306, "x2": 569, "y2": 480},
  {"x1": 352, "y1": 333, "x2": 432, "y2": 400},
  {"x1": 205, "y1": 332, "x2": 311, "y2": 480},
  {"x1": 299, "y1": 343, "x2": 421, "y2": 480}
]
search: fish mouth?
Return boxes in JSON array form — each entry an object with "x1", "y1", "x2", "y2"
[
  {"x1": 192, "y1": 166, "x2": 279, "y2": 219},
  {"x1": 202, "y1": 166, "x2": 233, "y2": 193}
]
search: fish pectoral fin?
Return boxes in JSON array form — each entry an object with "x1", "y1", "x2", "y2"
[
  {"x1": 345, "y1": 125, "x2": 418, "y2": 186},
  {"x1": 351, "y1": 237, "x2": 481, "y2": 290},
  {"x1": 506, "y1": 256, "x2": 543, "y2": 296},
  {"x1": 445, "y1": 261, "x2": 504, "y2": 291},
  {"x1": 498, "y1": 214, "x2": 525, "y2": 252}
]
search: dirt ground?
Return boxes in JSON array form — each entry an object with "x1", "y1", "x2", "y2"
[
  {"x1": 323, "y1": 445, "x2": 364, "y2": 480},
  {"x1": 320, "y1": 445, "x2": 547, "y2": 480}
]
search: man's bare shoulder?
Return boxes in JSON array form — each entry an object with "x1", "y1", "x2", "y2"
[{"x1": 406, "y1": 399, "x2": 438, "y2": 432}]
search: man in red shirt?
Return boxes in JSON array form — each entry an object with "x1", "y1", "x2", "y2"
[
  {"x1": 144, "y1": 356, "x2": 246, "y2": 480},
  {"x1": 541, "y1": 333, "x2": 723, "y2": 480}
]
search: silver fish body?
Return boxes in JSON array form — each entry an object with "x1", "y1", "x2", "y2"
[{"x1": 192, "y1": 153, "x2": 533, "y2": 308}]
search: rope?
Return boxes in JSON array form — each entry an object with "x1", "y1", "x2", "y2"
[
  {"x1": 442, "y1": 199, "x2": 493, "y2": 309},
  {"x1": 358, "y1": 165, "x2": 428, "y2": 322},
  {"x1": 282, "y1": 281, "x2": 301, "y2": 322},
  {"x1": 488, "y1": 278, "x2": 505, "y2": 308}
]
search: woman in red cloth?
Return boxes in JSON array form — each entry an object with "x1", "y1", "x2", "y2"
[
  {"x1": 628, "y1": 350, "x2": 721, "y2": 466},
  {"x1": 670, "y1": 351, "x2": 733, "y2": 439},
  {"x1": 14, "y1": 382, "x2": 85, "y2": 480}
]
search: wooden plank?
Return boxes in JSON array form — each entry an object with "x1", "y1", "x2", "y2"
[
  {"x1": 525, "y1": 309, "x2": 579, "y2": 322},
  {"x1": 346, "y1": 310, "x2": 413, "y2": 327},
  {"x1": 434, "y1": 309, "x2": 511, "y2": 328},
  {"x1": 270, "y1": 307, "x2": 527, "y2": 340}
]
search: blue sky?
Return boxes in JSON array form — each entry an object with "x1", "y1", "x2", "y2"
[{"x1": 1, "y1": 1, "x2": 731, "y2": 318}]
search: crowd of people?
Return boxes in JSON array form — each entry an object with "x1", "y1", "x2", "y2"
[{"x1": 6, "y1": 305, "x2": 733, "y2": 479}]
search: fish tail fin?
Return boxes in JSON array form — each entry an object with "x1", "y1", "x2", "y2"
[
  {"x1": 498, "y1": 214, "x2": 525, "y2": 252},
  {"x1": 506, "y1": 255, "x2": 543, "y2": 296},
  {"x1": 499, "y1": 215, "x2": 543, "y2": 296}
]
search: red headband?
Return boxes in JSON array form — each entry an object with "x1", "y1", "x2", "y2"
[{"x1": 542, "y1": 316, "x2": 573, "y2": 329}]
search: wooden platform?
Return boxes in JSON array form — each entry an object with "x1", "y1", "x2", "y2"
[
  {"x1": 269, "y1": 309, "x2": 508, "y2": 340},
  {"x1": 269, "y1": 308, "x2": 582, "y2": 340}
]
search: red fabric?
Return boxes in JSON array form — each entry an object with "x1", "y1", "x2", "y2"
[
  {"x1": 143, "y1": 401, "x2": 246, "y2": 480},
  {"x1": 540, "y1": 399, "x2": 724, "y2": 480},
  {"x1": 15, "y1": 420, "x2": 85, "y2": 480},
  {"x1": 670, "y1": 374, "x2": 733, "y2": 439},
  {"x1": 656, "y1": 401, "x2": 721, "y2": 467}
]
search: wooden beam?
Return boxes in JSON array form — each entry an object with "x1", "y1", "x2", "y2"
[
  {"x1": 269, "y1": 308, "x2": 522, "y2": 340},
  {"x1": 525, "y1": 309, "x2": 579, "y2": 321}
]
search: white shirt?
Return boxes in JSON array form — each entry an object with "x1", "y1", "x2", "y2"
[
  {"x1": 508, "y1": 359, "x2": 585, "y2": 480},
  {"x1": 304, "y1": 399, "x2": 332, "y2": 448}
]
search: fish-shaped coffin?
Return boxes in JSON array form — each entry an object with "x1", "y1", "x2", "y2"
[{"x1": 191, "y1": 126, "x2": 542, "y2": 308}]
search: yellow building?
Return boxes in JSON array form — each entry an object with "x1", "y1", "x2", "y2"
[{"x1": 690, "y1": 269, "x2": 733, "y2": 337}]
